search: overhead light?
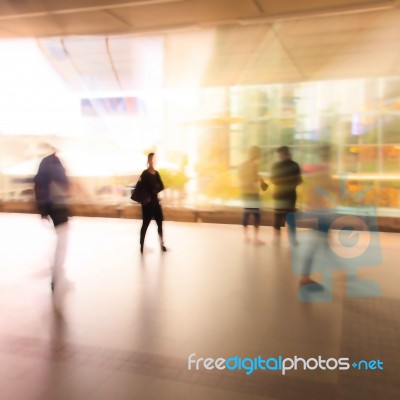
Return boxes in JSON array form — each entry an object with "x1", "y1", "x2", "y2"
[
  {"x1": 0, "y1": 0, "x2": 187, "y2": 20},
  {"x1": 238, "y1": 1, "x2": 396, "y2": 25}
]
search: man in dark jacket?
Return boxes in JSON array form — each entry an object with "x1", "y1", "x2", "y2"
[
  {"x1": 271, "y1": 146, "x2": 302, "y2": 244},
  {"x1": 34, "y1": 146, "x2": 70, "y2": 295}
]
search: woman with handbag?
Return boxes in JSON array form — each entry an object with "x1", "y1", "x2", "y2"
[{"x1": 137, "y1": 152, "x2": 167, "y2": 253}]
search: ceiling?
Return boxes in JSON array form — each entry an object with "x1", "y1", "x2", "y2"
[
  {"x1": 0, "y1": 0, "x2": 396, "y2": 37},
  {"x1": 2, "y1": 0, "x2": 400, "y2": 87}
]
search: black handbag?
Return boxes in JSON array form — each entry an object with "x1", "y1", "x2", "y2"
[{"x1": 130, "y1": 179, "x2": 150, "y2": 205}]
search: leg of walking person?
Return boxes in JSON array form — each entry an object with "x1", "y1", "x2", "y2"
[
  {"x1": 154, "y1": 201, "x2": 167, "y2": 251},
  {"x1": 48, "y1": 206, "x2": 72, "y2": 312},
  {"x1": 273, "y1": 209, "x2": 284, "y2": 243},
  {"x1": 251, "y1": 194, "x2": 263, "y2": 245},
  {"x1": 53, "y1": 222, "x2": 69, "y2": 287},
  {"x1": 48, "y1": 206, "x2": 69, "y2": 292},
  {"x1": 253, "y1": 209, "x2": 264, "y2": 245},
  {"x1": 284, "y1": 207, "x2": 298, "y2": 246},
  {"x1": 242, "y1": 209, "x2": 251, "y2": 242},
  {"x1": 299, "y1": 230, "x2": 328, "y2": 293},
  {"x1": 300, "y1": 212, "x2": 330, "y2": 287},
  {"x1": 300, "y1": 234, "x2": 318, "y2": 285},
  {"x1": 140, "y1": 203, "x2": 152, "y2": 253},
  {"x1": 242, "y1": 194, "x2": 252, "y2": 243}
]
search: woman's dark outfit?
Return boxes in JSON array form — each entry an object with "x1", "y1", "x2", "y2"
[{"x1": 139, "y1": 169, "x2": 165, "y2": 249}]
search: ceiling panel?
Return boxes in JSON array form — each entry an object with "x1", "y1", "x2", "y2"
[
  {"x1": 63, "y1": 37, "x2": 107, "y2": 54},
  {"x1": 204, "y1": 25, "x2": 274, "y2": 55},
  {"x1": 0, "y1": 16, "x2": 60, "y2": 36},
  {"x1": 0, "y1": 0, "x2": 49, "y2": 16},
  {"x1": 0, "y1": 27, "x2": 19, "y2": 37},
  {"x1": 14, "y1": 2, "x2": 400, "y2": 87},
  {"x1": 257, "y1": 0, "x2": 389, "y2": 15},
  {"x1": 38, "y1": 37, "x2": 119, "y2": 91},
  {"x1": 51, "y1": 11, "x2": 129, "y2": 35},
  {"x1": 39, "y1": 35, "x2": 165, "y2": 91},
  {"x1": 37, "y1": 38, "x2": 86, "y2": 91},
  {"x1": 281, "y1": 32, "x2": 358, "y2": 49},
  {"x1": 338, "y1": 30, "x2": 400, "y2": 55},
  {"x1": 111, "y1": 0, "x2": 260, "y2": 29},
  {"x1": 365, "y1": 7, "x2": 400, "y2": 28},
  {"x1": 62, "y1": 37, "x2": 119, "y2": 91},
  {"x1": 0, "y1": 0, "x2": 397, "y2": 39},
  {"x1": 274, "y1": 10, "x2": 392, "y2": 38},
  {"x1": 108, "y1": 36, "x2": 164, "y2": 90},
  {"x1": 279, "y1": 25, "x2": 400, "y2": 53},
  {"x1": 163, "y1": 28, "x2": 218, "y2": 87},
  {"x1": 298, "y1": 50, "x2": 397, "y2": 78},
  {"x1": 163, "y1": 25, "x2": 304, "y2": 87},
  {"x1": 390, "y1": 56, "x2": 400, "y2": 74},
  {"x1": 0, "y1": 11, "x2": 128, "y2": 36},
  {"x1": 53, "y1": 0, "x2": 173, "y2": 12},
  {"x1": 0, "y1": 0, "x2": 181, "y2": 16},
  {"x1": 205, "y1": 66, "x2": 303, "y2": 86}
]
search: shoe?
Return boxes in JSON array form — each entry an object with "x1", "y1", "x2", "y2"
[
  {"x1": 51, "y1": 281, "x2": 54, "y2": 292},
  {"x1": 161, "y1": 244, "x2": 167, "y2": 252},
  {"x1": 299, "y1": 278, "x2": 321, "y2": 287},
  {"x1": 301, "y1": 282, "x2": 324, "y2": 292},
  {"x1": 140, "y1": 244, "x2": 144, "y2": 254}
]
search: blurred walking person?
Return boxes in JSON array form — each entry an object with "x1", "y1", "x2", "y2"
[
  {"x1": 271, "y1": 146, "x2": 302, "y2": 245},
  {"x1": 238, "y1": 146, "x2": 268, "y2": 245},
  {"x1": 136, "y1": 153, "x2": 167, "y2": 253},
  {"x1": 298, "y1": 145, "x2": 337, "y2": 288},
  {"x1": 34, "y1": 144, "x2": 70, "y2": 302}
]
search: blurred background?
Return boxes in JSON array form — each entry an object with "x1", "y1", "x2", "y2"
[
  {"x1": 0, "y1": 3, "x2": 400, "y2": 400},
  {"x1": 0, "y1": 0, "x2": 399, "y2": 220}
]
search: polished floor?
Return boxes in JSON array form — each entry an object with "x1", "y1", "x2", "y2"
[{"x1": 0, "y1": 213, "x2": 399, "y2": 400}]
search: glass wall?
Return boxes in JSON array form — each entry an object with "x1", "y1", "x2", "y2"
[
  {"x1": 0, "y1": 40, "x2": 399, "y2": 215},
  {"x1": 162, "y1": 80, "x2": 400, "y2": 212}
]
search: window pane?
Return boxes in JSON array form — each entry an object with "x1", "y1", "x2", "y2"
[
  {"x1": 343, "y1": 114, "x2": 378, "y2": 145},
  {"x1": 343, "y1": 146, "x2": 379, "y2": 173},
  {"x1": 382, "y1": 145, "x2": 400, "y2": 173},
  {"x1": 379, "y1": 182, "x2": 400, "y2": 208},
  {"x1": 382, "y1": 114, "x2": 400, "y2": 144}
]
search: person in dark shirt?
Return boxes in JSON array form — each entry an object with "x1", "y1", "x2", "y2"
[
  {"x1": 270, "y1": 146, "x2": 302, "y2": 244},
  {"x1": 139, "y1": 153, "x2": 167, "y2": 253},
  {"x1": 34, "y1": 151, "x2": 69, "y2": 222},
  {"x1": 33, "y1": 145, "x2": 70, "y2": 298}
]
